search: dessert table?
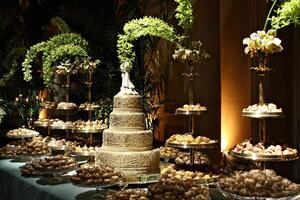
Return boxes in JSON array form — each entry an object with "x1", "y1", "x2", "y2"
[{"x1": 0, "y1": 159, "x2": 227, "y2": 200}]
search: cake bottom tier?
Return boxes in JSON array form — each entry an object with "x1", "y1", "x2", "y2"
[{"x1": 95, "y1": 148, "x2": 160, "y2": 175}]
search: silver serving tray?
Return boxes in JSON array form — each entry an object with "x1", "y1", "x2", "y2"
[
  {"x1": 166, "y1": 141, "x2": 218, "y2": 150},
  {"x1": 242, "y1": 111, "x2": 284, "y2": 119},
  {"x1": 73, "y1": 128, "x2": 104, "y2": 134},
  {"x1": 230, "y1": 150, "x2": 299, "y2": 162},
  {"x1": 175, "y1": 108, "x2": 207, "y2": 115},
  {"x1": 217, "y1": 183, "x2": 300, "y2": 200}
]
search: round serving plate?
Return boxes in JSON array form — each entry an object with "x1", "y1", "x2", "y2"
[
  {"x1": 49, "y1": 145, "x2": 66, "y2": 151},
  {"x1": 41, "y1": 105, "x2": 57, "y2": 110},
  {"x1": 78, "y1": 105, "x2": 100, "y2": 111},
  {"x1": 160, "y1": 155, "x2": 176, "y2": 163},
  {"x1": 1, "y1": 152, "x2": 52, "y2": 162},
  {"x1": 122, "y1": 173, "x2": 160, "y2": 185},
  {"x1": 72, "y1": 181, "x2": 121, "y2": 189},
  {"x1": 80, "y1": 162, "x2": 97, "y2": 169},
  {"x1": 166, "y1": 141, "x2": 218, "y2": 150},
  {"x1": 6, "y1": 131, "x2": 40, "y2": 139},
  {"x1": 56, "y1": 105, "x2": 78, "y2": 111},
  {"x1": 175, "y1": 108, "x2": 207, "y2": 116},
  {"x1": 229, "y1": 150, "x2": 299, "y2": 162},
  {"x1": 73, "y1": 128, "x2": 103, "y2": 134},
  {"x1": 242, "y1": 111, "x2": 284, "y2": 119},
  {"x1": 33, "y1": 121, "x2": 49, "y2": 128},
  {"x1": 193, "y1": 176, "x2": 219, "y2": 185},
  {"x1": 21, "y1": 166, "x2": 77, "y2": 177},
  {"x1": 71, "y1": 151, "x2": 95, "y2": 157},
  {"x1": 0, "y1": 154, "x2": 21, "y2": 159},
  {"x1": 216, "y1": 183, "x2": 300, "y2": 200},
  {"x1": 50, "y1": 124, "x2": 73, "y2": 130}
]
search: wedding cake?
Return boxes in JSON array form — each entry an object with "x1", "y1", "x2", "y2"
[{"x1": 95, "y1": 93, "x2": 160, "y2": 175}]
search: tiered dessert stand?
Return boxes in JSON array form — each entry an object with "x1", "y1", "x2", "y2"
[
  {"x1": 229, "y1": 64, "x2": 298, "y2": 168},
  {"x1": 165, "y1": 63, "x2": 218, "y2": 184},
  {"x1": 33, "y1": 64, "x2": 104, "y2": 147},
  {"x1": 74, "y1": 63, "x2": 101, "y2": 145},
  {"x1": 50, "y1": 67, "x2": 77, "y2": 138},
  {"x1": 33, "y1": 100, "x2": 56, "y2": 135}
]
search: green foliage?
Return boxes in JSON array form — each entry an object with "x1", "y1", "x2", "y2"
[
  {"x1": 22, "y1": 33, "x2": 89, "y2": 88},
  {"x1": 271, "y1": 0, "x2": 300, "y2": 30},
  {"x1": 43, "y1": 44, "x2": 89, "y2": 84},
  {"x1": 95, "y1": 98, "x2": 113, "y2": 121},
  {"x1": 50, "y1": 16, "x2": 71, "y2": 33},
  {"x1": 174, "y1": 0, "x2": 194, "y2": 30},
  {"x1": 14, "y1": 92, "x2": 40, "y2": 127},
  {"x1": 117, "y1": 16, "x2": 180, "y2": 72},
  {"x1": 0, "y1": 47, "x2": 27, "y2": 87},
  {"x1": 22, "y1": 42, "x2": 47, "y2": 82}
]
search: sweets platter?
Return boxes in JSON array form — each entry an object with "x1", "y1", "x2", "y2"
[
  {"x1": 242, "y1": 111, "x2": 284, "y2": 119},
  {"x1": 229, "y1": 150, "x2": 299, "y2": 162},
  {"x1": 166, "y1": 141, "x2": 219, "y2": 150}
]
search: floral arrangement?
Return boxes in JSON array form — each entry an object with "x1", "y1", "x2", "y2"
[
  {"x1": 117, "y1": 16, "x2": 181, "y2": 73},
  {"x1": 22, "y1": 33, "x2": 89, "y2": 87},
  {"x1": 79, "y1": 59, "x2": 101, "y2": 72},
  {"x1": 242, "y1": 30, "x2": 283, "y2": 57},
  {"x1": 173, "y1": 41, "x2": 210, "y2": 65},
  {"x1": 173, "y1": 0, "x2": 210, "y2": 65},
  {"x1": 242, "y1": 0, "x2": 299, "y2": 71}
]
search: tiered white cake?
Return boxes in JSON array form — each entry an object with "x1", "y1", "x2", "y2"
[{"x1": 95, "y1": 93, "x2": 160, "y2": 175}]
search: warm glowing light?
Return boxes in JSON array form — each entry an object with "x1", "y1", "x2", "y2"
[
  {"x1": 39, "y1": 109, "x2": 47, "y2": 119},
  {"x1": 221, "y1": 131, "x2": 228, "y2": 151}
]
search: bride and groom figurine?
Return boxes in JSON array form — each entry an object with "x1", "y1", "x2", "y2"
[{"x1": 118, "y1": 62, "x2": 138, "y2": 95}]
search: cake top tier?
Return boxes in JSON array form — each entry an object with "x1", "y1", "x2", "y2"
[{"x1": 113, "y1": 94, "x2": 142, "y2": 112}]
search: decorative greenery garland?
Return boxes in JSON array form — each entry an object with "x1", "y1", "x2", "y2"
[
  {"x1": 117, "y1": 16, "x2": 181, "y2": 72},
  {"x1": 174, "y1": 0, "x2": 194, "y2": 30},
  {"x1": 22, "y1": 33, "x2": 89, "y2": 87},
  {"x1": 43, "y1": 44, "x2": 89, "y2": 84},
  {"x1": 271, "y1": 0, "x2": 300, "y2": 30}
]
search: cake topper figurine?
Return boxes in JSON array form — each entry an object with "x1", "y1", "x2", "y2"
[{"x1": 119, "y1": 62, "x2": 138, "y2": 95}]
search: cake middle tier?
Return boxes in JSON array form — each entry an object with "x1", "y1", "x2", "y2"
[
  {"x1": 109, "y1": 112, "x2": 145, "y2": 130},
  {"x1": 102, "y1": 129, "x2": 153, "y2": 151},
  {"x1": 95, "y1": 148, "x2": 160, "y2": 175}
]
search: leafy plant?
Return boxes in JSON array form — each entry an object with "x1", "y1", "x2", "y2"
[
  {"x1": 174, "y1": 0, "x2": 194, "y2": 30},
  {"x1": 95, "y1": 98, "x2": 113, "y2": 121},
  {"x1": 117, "y1": 16, "x2": 181, "y2": 72},
  {"x1": 22, "y1": 33, "x2": 89, "y2": 87},
  {"x1": 43, "y1": 44, "x2": 88, "y2": 81},
  {"x1": 50, "y1": 16, "x2": 71, "y2": 33},
  {"x1": 271, "y1": 0, "x2": 300, "y2": 30},
  {"x1": 13, "y1": 92, "x2": 40, "y2": 127},
  {"x1": 0, "y1": 47, "x2": 27, "y2": 87}
]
